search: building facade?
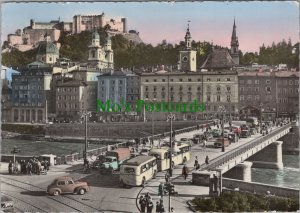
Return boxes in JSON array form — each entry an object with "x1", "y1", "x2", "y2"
[
  {"x1": 88, "y1": 31, "x2": 114, "y2": 69},
  {"x1": 55, "y1": 80, "x2": 87, "y2": 121},
  {"x1": 11, "y1": 64, "x2": 52, "y2": 123},
  {"x1": 238, "y1": 71, "x2": 299, "y2": 120}
]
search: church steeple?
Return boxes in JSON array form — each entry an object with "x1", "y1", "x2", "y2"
[
  {"x1": 230, "y1": 18, "x2": 239, "y2": 65},
  {"x1": 185, "y1": 21, "x2": 192, "y2": 49}
]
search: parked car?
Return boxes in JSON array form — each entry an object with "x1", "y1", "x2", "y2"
[
  {"x1": 214, "y1": 138, "x2": 230, "y2": 148},
  {"x1": 1, "y1": 195, "x2": 14, "y2": 212},
  {"x1": 192, "y1": 134, "x2": 204, "y2": 144},
  {"x1": 92, "y1": 155, "x2": 106, "y2": 169},
  {"x1": 47, "y1": 176, "x2": 90, "y2": 196},
  {"x1": 240, "y1": 130, "x2": 250, "y2": 138}
]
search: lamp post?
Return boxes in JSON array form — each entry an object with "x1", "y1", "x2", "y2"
[
  {"x1": 151, "y1": 98, "x2": 156, "y2": 146},
  {"x1": 81, "y1": 109, "x2": 91, "y2": 163},
  {"x1": 167, "y1": 113, "x2": 175, "y2": 213},
  {"x1": 218, "y1": 105, "x2": 226, "y2": 152}
]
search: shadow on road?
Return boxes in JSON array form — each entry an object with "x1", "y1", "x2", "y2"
[{"x1": 20, "y1": 190, "x2": 47, "y2": 196}]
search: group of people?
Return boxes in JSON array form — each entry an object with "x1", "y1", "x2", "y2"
[
  {"x1": 8, "y1": 158, "x2": 49, "y2": 175},
  {"x1": 139, "y1": 193, "x2": 174, "y2": 213}
]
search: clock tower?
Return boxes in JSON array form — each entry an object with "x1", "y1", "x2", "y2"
[{"x1": 179, "y1": 22, "x2": 197, "y2": 72}]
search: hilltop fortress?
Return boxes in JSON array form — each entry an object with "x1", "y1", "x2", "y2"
[{"x1": 5, "y1": 13, "x2": 142, "y2": 52}]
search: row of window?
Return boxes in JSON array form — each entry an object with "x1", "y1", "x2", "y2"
[
  {"x1": 144, "y1": 77, "x2": 232, "y2": 83},
  {"x1": 13, "y1": 77, "x2": 42, "y2": 82},
  {"x1": 205, "y1": 105, "x2": 235, "y2": 111},
  {"x1": 14, "y1": 103, "x2": 43, "y2": 107},
  {"x1": 240, "y1": 79, "x2": 299, "y2": 85},
  {"x1": 145, "y1": 86, "x2": 231, "y2": 92},
  {"x1": 144, "y1": 94, "x2": 231, "y2": 102},
  {"x1": 57, "y1": 103, "x2": 78, "y2": 109},
  {"x1": 240, "y1": 87, "x2": 299, "y2": 94},
  {"x1": 57, "y1": 87, "x2": 78, "y2": 93},
  {"x1": 57, "y1": 95, "x2": 79, "y2": 101},
  {"x1": 16, "y1": 94, "x2": 42, "y2": 98},
  {"x1": 14, "y1": 85, "x2": 42, "y2": 90}
]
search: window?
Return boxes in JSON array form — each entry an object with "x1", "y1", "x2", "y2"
[
  {"x1": 188, "y1": 87, "x2": 191, "y2": 91},
  {"x1": 179, "y1": 78, "x2": 183, "y2": 82},
  {"x1": 197, "y1": 87, "x2": 201, "y2": 91},
  {"x1": 153, "y1": 94, "x2": 157, "y2": 99},
  {"x1": 240, "y1": 87, "x2": 244, "y2": 92},
  {"x1": 153, "y1": 86, "x2": 157, "y2": 92},
  {"x1": 170, "y1": 79, "x2": 173, "y2": 82},
  {"x1": 57, "y1": 181, "x2": 66, "y2": 186},
  {"x1": 188, "y1": 78, "x2": 192, "y2": 82},
  {"x1": 227, "y1": 86, "x2": 231, "y2": 92},
  {"x1": 255, "y1": 95, "x2": 260, "y2": 101},
  {"x1": 162, "y1": 94, "x2": 165, "y2": 99},
  {"x1": 145, "y1": 79, "x2": 149, "y2": 82},
  {"x1": 217, "y1": 95, "x2": 221, "y2": 102},
  {"x1": 145, "y1": 86, "x2": 148, "y2": 91},
  {"x1": 295, "y1": 80, "x2": 299, "y2": 85},
  {"x1": 217, "y1": 86, "x2": 221, "y2": 92},
  {"x1": 207, "y1": 85, "x2": 211, "y2": 92},
  {"x1": 179, "y1": 86, "x2": 183, "y2": 91},
  {"x1": 112, "y1": 80, "x2": 115, "y2": 85},
  {"x1": 188, "y1": 94, "x2": 192, "y2": 101},
  {"x1": 162, "y1": 87, "x2": 165, "y2": 91},
  {"x1": 254, "y1": 87, "x2": 259, "y2": 92},
  {"x1": 197, "y1": 78, "x2": 201, "y2": 82},
  {"x1": 255, "y1": 80, "x2": 260, "y2": 84},
  {"x1": 227, "y1": 95, "x2": 231, "y2": 102},
  {"x1": 153, "y1": 79, "x2": 157, "y2": 82},
  {"x1": 240, "y1": 80, "x2": 245, "y2": 84},
  {"x1": 171, "y1": 95, "x2": 174, "y2": 101},
  {"x1": 170, "y1": 87, "x2": 174, "y2": 91},
  {"x1": 247, "y1": 95, "x2": 252, "y2": 100},
  {"x1": 227, "y1": 78, "x2": 231, "y2": 81},
  {"x1": 206, "y1": 95, "x2": 210, "y2": 102},
  {"x1": 266, "y1": 87, "x2": 271, "y2": 92},
  {"x1": 119, "y1": 80, "x2": 123, "y2": 84},
  {"x1": 289, "y1": 80, "x2": 293, "y2": 85},
  {"x1": 266, "y1": 79, "x2": 271, "y2": 84},
  {"x1": 180, "y1": 95, "x2": 183, "y2": 101},
  {"x1": 207, "y1": 78, "x2": 211, "y2": 82},
  {"x1": 240, "y1": 95, "x2": 244, "y2": 101},
  {"x1": 217, "y1": 78, "x2": 221, "y2": 82},
  {"x1": 247, "y1": 80, "x2": 252, "y2": 84},
  {"x1": 162, "y1": 79, "x2": 166, "y2": 82}
]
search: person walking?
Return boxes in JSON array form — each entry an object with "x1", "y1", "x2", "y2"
[
  {"x1": 158, "y1": 182, "x2": 164, "y2": 197},
  {"x1": 182, "y1": 165, "x2": 188, "y2": 180},
  {"x1": 194, "y1": 157, "x2": 198, "y2": 169},
  {"x1": 159, "y1": 200, "x2": 165, "y2": 213},
  {"x1": 139, "y1": 195, "x2": 146, "y2": 213},
  {"x1": 8, "y1": 161, "x2": 13, "y2": 175},
  {"x1": 203, "y1": 139, "x2": 207, "y2": 149},
  {"x1": 147, "y1": 200, "x2": 154, "y2": 213},
  {"x1": 170, "y1": 207, "x2": 175, "y2": 212},
  {"x1": 205, "y1": 156, "x2": 209, "y2": 165},
  {"x1": 195, "y1": 162, "x2": 200, "y2": 170},
  {"x1": 155, "y1": 202, "x2": 160, "y2": 213},
  {"x1": 165, "y1": 171, "x2": 170, "y2": 183},
  {"x1": 145, "y1": 192, "x2": 152, "y2": 205}
]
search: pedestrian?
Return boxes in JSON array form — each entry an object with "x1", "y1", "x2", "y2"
[
  {"x1": 203, "y1": 139, "x2": 207, "y2": 149},
  {"x1": 205, "y1": 156, "x2": 209, "y2": 165},
  {"x1": 155, "y1": 202, "x2": 160, "y2": 213},
  {"x1": 194, "y1": 157, "x2": 198, "y2": 169},
  {"x1": 165, "y1": 171, "x2": 170, "y2": 183},
  {"x1": 8, "y1": 161, "x2": 13, "y2": 175},
  {"x1": 37, "y1": 160, "x2": 41, "y2": 175},
  {"x1": 147, "y1": 199, "x2": 154, "y2": 213},
  {"x1": 145, "y1": 192, "x2": 152, "y2": 204},
  {"x1": 139, "y1": 195, "x2": 146, "y2": 213},
  {"x1": 170, "y1": 207, "x2": 175, "y2": 212},
  {"x1": 159, "y1": 200, "x2": 165, "y2": 213},
  {"x1": 183, "y1": 156, "x2": 187, "y2": 164},
  {"x1": 182, "y1": 165, "x2": 188, "y2": 180},
  {"x1": 158, "y1": 182, "x2": 164, "y2": 197},
  {"x1": 195, "y1": 162, "x2": 200, "y2": 170}
]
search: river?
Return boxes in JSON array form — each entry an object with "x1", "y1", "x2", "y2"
[
  {"x1": 252, "y1": 154, "x2": 300, "y2": 189},
  {"x1": 1, "y1": 139, "x2": 105, "y2": 157}
]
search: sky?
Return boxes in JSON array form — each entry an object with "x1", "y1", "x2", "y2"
[{"x1": 1, "y1": 1, "x2": 299, "y2": 53}]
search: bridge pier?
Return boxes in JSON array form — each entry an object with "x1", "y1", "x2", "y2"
[
  {"x1": 249, "y1": 140, "x2": 283, "y2": 169},
  {"x1": 223, "y1": 161, "x2": 253, "y2": 182}
]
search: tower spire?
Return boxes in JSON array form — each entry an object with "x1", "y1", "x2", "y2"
[
  {"x1": 230, "y1": 17, "x2": 239, "y2": 65},
  {"x1": 185, "y1": 20, "x2": 192, "y2": 49}
]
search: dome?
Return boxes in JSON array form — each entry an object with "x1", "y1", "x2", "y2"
[
  {"x1": 37, "y1": 41, "x2": 59, "y2": 55},
  {"x1": 92, "y1": 31, "x2": 100, "y2": 40}
]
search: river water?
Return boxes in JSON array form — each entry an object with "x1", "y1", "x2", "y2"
[
  {"x1": 1, "y1": 139, "x2": 104, "y2": 157},
  {"x1": 252, "y1": 154, "x2": 300, "y2": 189}
]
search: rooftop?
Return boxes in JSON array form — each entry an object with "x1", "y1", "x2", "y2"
[
  {"x1": 123, "y1": 156, "x2": 155, "y2": 166},
  {"x1": 201, "y1": 48, "x2": 235, "y2": 70}
]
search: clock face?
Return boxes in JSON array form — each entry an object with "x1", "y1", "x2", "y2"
[{"x1": 183, "y1": 56, "x2": 188, "y2": 62}]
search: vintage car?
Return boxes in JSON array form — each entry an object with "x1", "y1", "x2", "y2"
[{"x1": 47, "y1": 176, "x2": 90, "y2": 196}]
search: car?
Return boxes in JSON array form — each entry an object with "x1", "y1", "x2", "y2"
[
  {"x1": 192, "y1": 134, "x2": 204, "y2": 144},
  {"x1": 212, "y1": 129, "x2": 221, "y2": 137},
  {"x1": 92, "y1": 155, "x2": 106, "y2": 169},
  {"x1": 47, "y1": 176, "x2": 90, "y2": 196},
  {"x1": 240, "y1": 130, "x2": 250, "y2": 138},
  {"x1": 1, "y1": 195, "x2": 14, "y2": 212},
  {"x1": 214, "y1": 138, "x2": 230, "y2": 148},
  {"x1": 140, "y1": 146, "x2": 152, "y2": 156},
  {"x1": 180, "y1": 138, "x2": 193, "y2": 146}
]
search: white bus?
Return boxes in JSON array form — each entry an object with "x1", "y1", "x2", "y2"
[
  {"x1": 119, "y1": 156, "x2": 157, "y2": 187},
  {"x1": 149, "y1": 143, "x2": 191, "y2": 171}
]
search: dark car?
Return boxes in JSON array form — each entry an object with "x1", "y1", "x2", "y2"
[
  {"x1": 1, "y1": 195, "x2": 14, "y2": 212},
  {"x1": 240, "y1": 130, "x2": 250, "y2": 138}
]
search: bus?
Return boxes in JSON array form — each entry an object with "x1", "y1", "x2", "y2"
[
  {"x1": 148, "y1": 142, "x2": 191, "y2": 171},
  {"x1": 119, "y1": 156, "x2": 157, "y2": 187},
  {"x1": 246, "y1": 117, "x2": 259, "y2": 127}
]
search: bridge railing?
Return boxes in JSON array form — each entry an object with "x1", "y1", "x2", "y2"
[{"x1": 206, "y1": 123, "x2": 292, "y2": 170}]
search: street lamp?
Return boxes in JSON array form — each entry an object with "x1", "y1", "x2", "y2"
[
  {"x1": 81, "y1": 110, "x2": 91, "y2": 164},
  {"x1": 218, "y1": 105, "x2": 226, "y2": 152},
  {"x1": 167, "y1": 113, "x2": 175, "y2": 213}
]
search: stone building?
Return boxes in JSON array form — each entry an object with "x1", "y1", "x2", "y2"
[
  {"x1": 238, "y1": 71, "x2": 299, "y2": 120},
  {"x1": 97, "y1": 69, "x2": 140, "y2": 122},
  {"x1": 72, "y1": 13, "x2": 127, "y2": 34},
  {"x1": 1, "y1": 84, "x2": 12, "y2": 122},
  {"x1": 139, "y1": 24, "x2": 239, "y2": 121},
  {"x1": 88, "y1": 30, "x2": 114, "y2": 69},
  {"x1": 36, "y1": 36, "x2": 60, "y2": 64},
  {"x1": 55, "y1": 80, "x2": 88, "y2": 122},
  {"x1": 10, "y1": 62, "x2": 52, "y2": 123}
]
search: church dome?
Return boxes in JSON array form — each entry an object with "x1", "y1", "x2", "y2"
[{"x1": 37, "y1": 41, "x2": 59, "y2": 55}]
